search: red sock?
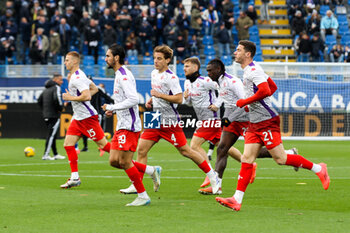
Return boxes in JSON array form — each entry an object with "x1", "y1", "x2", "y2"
[
  {"x1": 102, "y1": 142, "x2": 111, "y2": 153},
  {"x1": 198, "y1": 160, "x2": 211, "y2": 173},
  {"x1": 236, "y1": 163, "x2": 253, "y2": 192},
  {"x1": 125, "y1": 166, "x2": 145, "y2": 193},
  {"x1": 64, "y1": 146, "x2": 78, "y2": 172},
  {"x1": 285, "y1": 154, "x2": 313, "y2": 170},
  {"x1": 132, "y1": 161, "x2": 146, "y2": 180}
]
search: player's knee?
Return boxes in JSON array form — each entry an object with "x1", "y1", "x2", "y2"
[
  {"x1": 109, "y1": 158, "x2": 121, "y2": 168},
  {"x1": 137, "y1": 147, "x2": 148, "y2": 158},
  {"x1": 217, "y1": 144, "x2": 228, "y2": 156},
  {"x1": 274, "y1": 156, "x2": 286, "y2": 165}
]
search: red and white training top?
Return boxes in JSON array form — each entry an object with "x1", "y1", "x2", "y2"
[
  {"x1": 242, "y1": 61, "x2": 278, "y2": 123},
  {"x1": 68, "y1": 69, "x2": 98, "y2": 121},
  {"x1": 151, "y1": 68, "x2": 182, "y2": 124},
  {"x1": 105, "y1": 65, "x2": 141, "y2": 132}
]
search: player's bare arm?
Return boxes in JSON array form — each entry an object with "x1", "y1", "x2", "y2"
[
  {"x1": 151, "y1": 89, "x2": 183, "y2": 104},
  {"x1": 62, "y1": 89, "x2": 91, "y2": 102}
]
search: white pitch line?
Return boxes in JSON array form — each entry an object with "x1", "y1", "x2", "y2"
[
  {"x1": 0, "y1": 159, "x2": 187, "y2": 167},
  {"x1": 0, "y1": 173, "x2": 349, "y2": 180}
]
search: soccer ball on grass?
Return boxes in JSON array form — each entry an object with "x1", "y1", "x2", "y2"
[
  {"x1": 24, "y1": 147, "x2": 35, "y2": 157},
  {"x1": 104, "y1": 132, "x2": 111, "y2": 139}
]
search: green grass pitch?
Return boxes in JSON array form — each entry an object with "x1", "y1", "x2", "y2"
[{"x1": 0, "y1": 139, "x2": 349, "y2": 233}]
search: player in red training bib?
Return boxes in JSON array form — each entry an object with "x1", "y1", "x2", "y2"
[{"x1": 216, "y1": 40, "x2": 330, "y2": 211}]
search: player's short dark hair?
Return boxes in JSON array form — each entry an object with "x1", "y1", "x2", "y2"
[
  {"x1": 109, "y1": 43, "x2": 125, "y2": 65},
  {"x1": 208, "y1": 58, "x2": 225, "y2": 73},
  {"x1": 52, "y1": 72, "x2": 61, "y2": 79},
  {"x1": 239, "y1": 40, "x2": 256, "y2": 58},
  {"x1": 184, "y1": 57, "x2": 201, "y2": 70}
]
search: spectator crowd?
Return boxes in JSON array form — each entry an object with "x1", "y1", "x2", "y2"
[
  {"x1": 288, "y1": 0, "x2": 350, "y2": 62},
  {"x1": 0, "y1": 0, "x2": 263, "y2": 65}
]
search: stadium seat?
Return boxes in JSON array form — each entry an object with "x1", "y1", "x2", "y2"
[
  {"x1": 127, "y1": 55, "x2": 139, "y2": 65},
  {"x1": 204, "y1": 45, "x2": 216, "y2": 55},
  {"x1": 320, "y1": 5, "x2": 330, "y2": 15},
  {"x1": 176, "y1": 64, "x2": 185, "y2": 78},
  {"x1": 142, "y1": 56, "x2": 153, "y2": 65},
  {"x1": 232, "y1": 0, "x2": 239, "y2": 5},
  {"x1": 205, "y1": 55, "x2": 216, "y2": 65},
  {"x1": 202, "y1": 35, "x2": 214, "y2": 45},
  {"x1": 97, "y1": 56, "x2": 106, "y2": 65},
  {"x1": 254, "y1": 55, "x2": 263, "y2": 61},
  {"x1": 83, "y1": 56, "x2": 95, "y2": 66},
  {"x1": 249, "y1": 34, "x2": 261, "y2": 45},
  {"x1": 249, "y1": 25, "x2": 259, "y2": 35},
  {"x1": 325, "y1": 35, "x2": 336, "y2": 47},
  {"x1": 84, "y1": 65, "x2": 95, "y2": 76},
  {"x1": 341, "y1": 35, "x2": 350, "y2": 46},
  {"x1": 338, "y1": 25, "x2": 350, "y2": 36},
  {"x1": 221, "y1": 55, "x2": 232, "y2": 66}
]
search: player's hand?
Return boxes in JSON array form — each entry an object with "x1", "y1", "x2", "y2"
[
  {"x1": 221, "y1": 117, "x2": 231, "y2": 127},
  {"x1": 145, "y1": 98, "x2": 153, "y2": 109},
  {"x1": 105, "y1": 110, "x2": 113, "y2": 118},
  {"x1": 184, "y1": 89, "x2": 189, "y2": 99},
  {"x1": 236, "y1": 99, "x2": 247, "y2": 108},
  {"x1": 101, "y1": 104, "x2": 108, "y2": 111},
  {"x1": 62, "y1": 89, "x2": 72, "y2": 101},
  {"x1": 208, "y1": 104, "x2": 219, "y2": 112},
  {"x1": 150, "y1": 89, "x2": 162, "y2": 98}
]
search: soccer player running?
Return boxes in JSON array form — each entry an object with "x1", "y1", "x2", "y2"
[
  {"x1": 60, "y1": 51, "x2": 111, "y2": 189},
  {"x1": 199, "y1": 58, "x2": 298, "y2": 194},
  {"x1": 216, "y1": 40, "x2": 330, "y2": 211},
  {"x1": 121, "y1": 45, "x2": 220, "y2": 194},
  {"x1": 182, "y1": 57, "x2": 244, "y2": 194},
  {"x1": 101, "y1": 44, "x2": 157, "y2": 206}
]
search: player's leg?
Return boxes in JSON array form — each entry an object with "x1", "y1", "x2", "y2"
[
  {"x1": 216, "y1": 142, "x2": 261, "y2": 211},
  {"x1": 190, "y1": 135, "x2": 210, "y2": 162},
  {"x1": 61, "y1": 134, "x2": 81, "y2": 188},
  {"x1": 133, "y1": 139, "x2": 162, "y2": 191},
  {"x1": 268, "y1": 143, "x2": 330, "y2": 190},
  {"x1": 216, "y1": 131, "x2": 240, "y2": 178},
  {"x1": 177, "y1": 144, "x2": 220, "y2": 194},
  {"x1": 95, "y1": 137, "x2": 111, "y2": 156},
  {"x1": 190, "y1": 135, "x2": 215, "y2": 188},
  {"x1": 81, "y1": 135, "x2": 88, "y2": 152},
  {"x1": 109, "y1": 149, "x2": 150, "y2": 206},
  {"x1": 43, "y1": 118, "x2": 60, "y2": 160},
  {"x1": 120, "y1": 138, "x2": 158, "y2": 194},
  {"x1": 207, "y1": 141, "x2": 215, "y2": 160}
]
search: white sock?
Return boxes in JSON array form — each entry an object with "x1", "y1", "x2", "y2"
[
  {"x1": 311, "y1": 163, "x2": 322, "y2": 173},
  {"x1": 233, "y1": 190, "x2": 244, "y2": 204},
  {"x1": 285, "y1": 149, "x2": 294, "y2": 154},
  {"x1": 207, "y1": 149, "x2": 214, "y2": 157},
  {"x1": 71, "y1": 172, "x2": 79, "y2": 179},
  {"x1": 138, "y1": 191, "x2": 149, "y2": 199},
  {"x1": 145, "y1": 166, "x2": 154, "y2": 175},
  {"x1": 218, "y1": 177, "x2": 222, "y2": 187},
  {"x1": 206, "y1": 169, "x2": 216, "y2": 180}
]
